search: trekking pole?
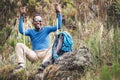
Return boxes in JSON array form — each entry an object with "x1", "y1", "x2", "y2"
[
  {"x1": 23, "y1": 13, "x2": 26, "y2": 45},
  {"x1": 22, "y1": 13, "x2": 27, "y2": 71},
  {"x1": 55, "y1": 3, "x2": 58, "y2": 34}
]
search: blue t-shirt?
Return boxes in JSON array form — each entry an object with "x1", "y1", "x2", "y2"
[{"x1": 19, "y1": 14, "x2": 62, "y2": 51}]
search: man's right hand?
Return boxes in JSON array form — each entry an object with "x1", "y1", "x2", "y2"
[{"x1": 54, "y1": 3, "x2": 61, "y2": 14}]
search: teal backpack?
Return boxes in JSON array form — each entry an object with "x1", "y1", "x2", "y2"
[{"x1": 52, "y1": 31, "x2": 73, "y2": 60}]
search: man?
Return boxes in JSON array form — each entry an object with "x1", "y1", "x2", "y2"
[{"x1": 15, "y1": 4, "x2": 62, "y2": 72}]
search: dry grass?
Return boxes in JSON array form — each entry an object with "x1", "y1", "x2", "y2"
[{"x1": 0, "y1": 0, "x2": 120, "y2": 80}]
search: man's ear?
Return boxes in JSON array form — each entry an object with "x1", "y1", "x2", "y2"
[{"x1": 32, "y1": 21, "x2": 34, "y2": 25}]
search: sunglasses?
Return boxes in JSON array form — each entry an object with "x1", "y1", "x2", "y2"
[{"x1": 33, "y1": 20, "x2": 42, "y2": 22}]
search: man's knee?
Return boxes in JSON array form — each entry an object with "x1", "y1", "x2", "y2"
[{"x1": 15, "y1": 43, "x2": 24, "y2": 50}]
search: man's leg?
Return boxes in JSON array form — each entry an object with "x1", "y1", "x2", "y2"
[
  {"x1": 37, "y1": 47, "x2": 52, "y2": 71},
  {"x1": 15, "y1": 43, "x2": 38, "y2": 69},
  {"x1": 42, "y1": 47, "x2": 52, "y2": 64}
]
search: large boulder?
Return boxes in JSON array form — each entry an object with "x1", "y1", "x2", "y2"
[{"x1": 35, "y1": 46, "x2": 93, "y2": 80}]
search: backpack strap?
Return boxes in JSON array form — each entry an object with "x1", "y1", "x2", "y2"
[{"x1": 52, "y1": 34, "x2": 64, "y2": 59}]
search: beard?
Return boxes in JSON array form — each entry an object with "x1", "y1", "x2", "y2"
[
  {"x1": 35, "y1": 24, "x2": 41, "y2": 31},
  {"x1": 33, "y1": 22, "x2": 42, "y2": 31},
  {"x1": 35, "y1": 27, "x2": 40, "y2": 31}
]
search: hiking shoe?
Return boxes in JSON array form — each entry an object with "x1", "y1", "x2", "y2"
[
  {"x1": 37, "y1": 66, "x2": 44, "y2": 73},
  {"x1": 37, "y1": 62, "x2": 51, "y2": 73},
  {"x1": 13, "y1": 66, "x2": 25, "y2": 74}
]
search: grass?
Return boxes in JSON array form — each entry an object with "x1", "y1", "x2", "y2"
[
  {"x1": 0, "y1": 0, "x2": 120, "y2": 79},
  {"x1": 1, "y1": 19, "x2": 120, "y2": 80},
  {"x1": 0, "y1": 52, "x2": 43, "y2": 80}
]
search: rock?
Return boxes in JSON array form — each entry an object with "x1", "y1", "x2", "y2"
[{"x1": 35, "y1": 46, "x2": 93, "y2": 80}]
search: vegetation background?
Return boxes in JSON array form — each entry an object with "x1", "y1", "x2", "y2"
[{"x1": 0, "y1": 0, "x2": 120, "y2": 80}]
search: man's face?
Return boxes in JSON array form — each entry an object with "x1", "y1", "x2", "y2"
[{"x1": 33, "y1": 16, "x2": 42, "y2": 29}]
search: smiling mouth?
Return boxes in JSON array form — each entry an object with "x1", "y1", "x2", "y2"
[{"x1": 35, "y1": 24, "x2": 41, "y2": 28}]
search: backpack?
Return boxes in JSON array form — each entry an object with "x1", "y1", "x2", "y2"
[{"x1": 52, "y1": 31, "x2": 73, "y2": 60}]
